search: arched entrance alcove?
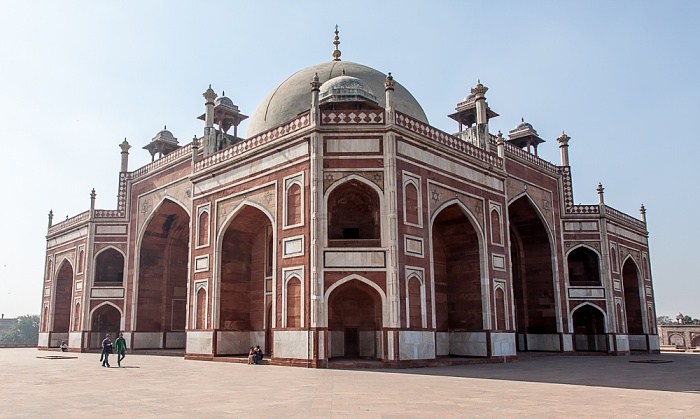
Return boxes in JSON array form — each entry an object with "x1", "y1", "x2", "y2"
[
  {"x1": 572, "y1": 304, "x2": 607, "y2": 352},
  {"x1": 218, "y1": 204, "x2": 273, "y2": 355},
  {"x1": 136, "y1": 198, "x2": 190, "y2": 349},
  {"x1": 327, "y1": 178, "x2": 381, "y2": 247},
  {"x1": 327, "y1": 279, "x2": 383, "y2": 359},
  {"x1": 622, "y1": 258, "x2": 644, "y2": 335},
  {"x1": 94, "y1": 247, "x2": 125, "y2": 285},
  {"x1": 431, "y1": 202, "x2": 484, "y2": 357},
  {"x1": 90, "y1": 303, "x2": 121, "y2": 349},
  {"x1": 51, "y1": 260, "x2": 74, "y2": 347},
  {"x1": 567, "y1": 246, "x2": 601, "y2": 286},
  {"x1": 508, "y1": 195, "x2": 558, "y2": 351}
]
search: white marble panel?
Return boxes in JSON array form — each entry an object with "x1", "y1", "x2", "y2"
[
  {"x1": 405, "y1": 236, "x2": 423, "y2": 257},
  {"x1": 251, "y1": 331, "x2": 265, "y2": 350},
  {"x1": 613, "y1": 280, "x2": 621, "y2": 291},
  {"x1": 324, "y1": 251, "x2": 385, "y2": 268},
  {"x1": 628, "y1": 334, "x2": 648, "y2": 351},
  {"x1": 387, "y1": 330, "x2": 394, "y2": 360},
  {"x1": 133, "y1": 332, "x2": 163, "y2": 349},
  {"x1": 283, "y1": 236, "x2": 304, "y2": 257},
  {"x1": 273, "y1": 331, "x2": 310, "y2": 359},
  {"x1": 50, "y1": 333, "x2": 69, "y2": 348},
  {"x1": 436, "y1": 332, "x2": 449, "y2": 356},
  {"x1": 645, "y1": 286, "x2": 652, "y2": 296},
  {"x1": 526, "y1": 334, "x2": 561, "y2": 351},
  {"x1": 399, "y1": 331, "x2": 436, "y2": 360},
  {"x1": 581, "y1": 222, "x2": 598, "y2": 231},
  {"x1": 615, "y1": 334, "x2": 630, "y2": 352},
  {"x1": 186, "y1": 331, "x2": 213, "y2": 354},
  {"x1": 574, "y1": 334, "x2": 607, "y2": 351},
  {"x1": 359, "y1": 331, "x2": 376, "y2": 358},
  {"x1": 329, "y1": 331, "x2": 344, "y2": 358},
  {"x1": 38, "y1": 333, "x2": 49, "y2": 347},
  {"x1": 95, "y1": 225, "x2": 127, "y2": 235},
  {"x1": 492, "y1": 254, "x2": 506, "y2": 270},
  {"x1": 648, "y1": 334, "x2": 660, "y2": 351},
  {"x1": 449, "y1": 332, "x2": 487, "y2": 357},
  {"x1": 68, "y1": 332, "x2": 82, "y2": 349},
  {"x1": 91, "y1": 287, "x2": 124, "y2": 298},
  {"x1": 607, "y1": 224, "x2": 647, "y2": 245},
  {"x1": 398, "y1": 142, "x2": 504, "y2": 191},
  {"x1": 375, "y1": 331, "x2": 383, "y2": 359},
  {"x1": 216, "y1": 331, "x2": 250, "y2": 355},
  {"x1": 48, "y1": 226, "x2": 88, "y2": 247},
  {"x1": 327, "y1": 138, "x2": 380, "y2": 153},
  {"x1": 75, "y1": 281, "x2": 82, "y2": 291},
  {"x1": 568, "y1": 287, "x2": 605, "y2": 299},
  {"x1": 166, "y1": 332, "x2": 186, "y2": 348},
  {"x1": 490, "y1": 332, "x2": 516, "y2": 356},
  {"x1": 195, "y1": 255, "x2": 209, "y2": 272},
  {"x1": 562, "y1": 333, "x2": 574, "y2": 351},
  {"x1": 44, "y1": 287, "x2": 50, "y2": 297},
  {"x1": 196, "y1": 142, "x2": 308, "y2": 194},
  {"x1": 318, "y1": 330, "x2": 324, "y2": 359}
]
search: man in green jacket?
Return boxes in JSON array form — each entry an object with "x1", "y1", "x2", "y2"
[{"x1": 114, "y1": 332, "x2": 127, "y2": 367}]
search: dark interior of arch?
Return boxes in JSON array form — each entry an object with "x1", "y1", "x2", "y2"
[
  {"x1": 328, "y1": 280, "x2": 381, "y2": 359},
  {"x1": 53, "y1": 262, "x2": 74, "y2": 334},
  {"x1": 572, "y1": 304, "x2": 606, "y2": 351},
  {"x1": 220, "y1": 205, "x2": 270, "y2": 337},
  {"x1": 95, "y1": 248, "x2": 125, "y2": 284},
  {"x1": 509, "y1": 197, "x2": 557, "y2": 335},
  {"x1": 567, "y1": 247, "x2": 601, "y2": 286},
  {"x1": 622, "y1": 259, "x2": 644, "y2": 334},
  {"x1": 433, "y1": 204, "x2": 483, "y2": 334},
  {"x1": 91, "y1": 304, "x2": 121, "y2": 348},
  {"x1": 327, "y1": 179, "x2": 380, "y2": 246},
  {"x1": 137, "y1": 199, "x2": 189, "y2": 335}
]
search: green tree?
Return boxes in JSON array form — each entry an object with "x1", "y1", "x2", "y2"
[
  {"x1": 0, "y1": 315, "x2": 39, "y2": 345},
  {"x1": 682, "y1": 315, "x2": 700, "y2": 325},
  {"x1": 656, "y1": 315, "x2": 674, "y2": 325}
]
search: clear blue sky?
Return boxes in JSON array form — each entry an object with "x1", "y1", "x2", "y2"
[{"x1": 0, "y1": 1, "x2": 697, "y2": 319}]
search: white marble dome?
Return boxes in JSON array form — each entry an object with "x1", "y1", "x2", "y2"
[
  {"x1": 246, "y1": 61, "x2": 428, "y2": 137},
  {"x1": 319, "y1": 75, "x2": 378, "y2": 104}
]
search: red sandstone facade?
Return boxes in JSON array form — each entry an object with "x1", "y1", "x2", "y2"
[{"x1": 39, "y1": 54, "x2": 659, "y2": 367}]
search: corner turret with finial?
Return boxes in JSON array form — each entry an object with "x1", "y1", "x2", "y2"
[{"x1": 332, "y1": 25, "x2": 342, "y2": 61}]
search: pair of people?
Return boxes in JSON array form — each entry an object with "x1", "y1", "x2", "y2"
[
  {"x1": 247, "y1": 346, "x2": 263, "y2": 365},
  {"x1": 101, "y1": 333, "x2": 127, "y2": 367}
]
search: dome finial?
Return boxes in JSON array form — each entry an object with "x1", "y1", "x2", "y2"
[{"x1": 332, "y1": 25, "x2": 342, "y2": 61}]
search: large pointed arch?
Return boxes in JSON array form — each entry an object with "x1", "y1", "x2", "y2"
[
  {"x1": 621, "y1": 256, "x2": 645, "y2": 335},
  {"x1": 565, "y1": 244, "x2": 602, "y2": 286},
  {"x1": 325, "y1": 174, "x2": 384, "y2": 247},
  {"x1": 90, "y1": 301, "x2": 123, "y2": 349},
  {"x1": 570, "y1": 302, "x2": 607, "y2": 352},
  {"x1": 51, "y1": 258, "x2": 75, "y2": 344}
]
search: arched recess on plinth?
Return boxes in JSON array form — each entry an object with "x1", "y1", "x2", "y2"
[
  {"x1": 90, "y1": 302, "x2": 122, "y2": 349},
  {"x1": 216, "y1": 202, "x2": 274, "y2": 355},
  {"x1": 621, "y1": 256, "x2": 645, "y2": 335},
  {"x1": 135, "y1": 198, "x2": 190, "y2": 348},
  {"x1": 571, "y1": 302, "x2": 607, "y2": 352},
  {"x1": 325, "y1": 274, "x2": 385, "y2": 360},
  {"x1": 430, "y1": 199, "x2": 487, "y2": 356},
  {"x1": 508, "y1": 194, "x2": 558, "y2": 351},
  {"x1": 51, "y1": 259, "x2": 75, "y2": 343}
]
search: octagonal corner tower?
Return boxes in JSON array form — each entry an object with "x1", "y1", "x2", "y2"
[{"x1": 246, "y1": 60, "x2": 428, "y2": 137}]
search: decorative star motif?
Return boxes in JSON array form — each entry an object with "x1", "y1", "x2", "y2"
[
  {"x1": 325, "y1": 174, "x2": 334, "y2": 181},
  {"x1": 374, "y1": 173, "x2": 382, "y2": 182},
  {"x1": 140, "y1": 202, "x2": 149, "y2": 214},
  {"x1": 431, "y1": 190, "x2": 440, "y2": 202},
  {"x1": 264, "y1": 191, "x2": 274, "y2": 204}
]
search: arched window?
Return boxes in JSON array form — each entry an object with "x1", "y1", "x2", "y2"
[
  {"x1": 328, "y1": 179, "x2": 381, "y2": 247},
  {"x1": 286, "y1": 183, "x2": 302, "y2": 226},
  {"x1": 73, "y1": 302, "x2": 81, "y2": 331},
  {"x1": 286, "y1": 277, "x2": 301, "y2": 328},
  {"x1": 490, "y1": 209, "x2": 502, "y2": 245},
  {"x1": 610, "y1": 246, "x2": 617, "y2": 272},
  {"x1": 196, "y1": 287, "x2": 207, "y2": 329},
  {"x1": 643, "y1": 256, "x2": 649, "y2": 279},
  {"x1": 567, "y1": 247, "x2": 601, "y2": 286},
  {"x1": 495, "y1": 287, "x2": 506, "y2": 330},
  {"x1": 94, "y1": 248, "x2": 125, "y2": 284},
  {"x1": 198, "y1": 211, "x2": 209, "y2": 247},
  {"x1": 407, "y1": 276, "x2": 422, "y2": 328},
  {"x1": 77, "y1": 249, "x2": 84, "y2": 273},
  {"x1": 46, "y1": 259, "x2": 53, "y2": 282},
  {"x1": 404, "y1": 182, "x2": 419, "y2": 225}
]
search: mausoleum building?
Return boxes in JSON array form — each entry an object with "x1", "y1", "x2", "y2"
[{"x1": 39, "y1": 32, "x2": 659, "y2": 367}]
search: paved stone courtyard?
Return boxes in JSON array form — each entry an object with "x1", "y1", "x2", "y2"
[{"x1": 1, "y1": 349, "x2": 698, "y2": 418}]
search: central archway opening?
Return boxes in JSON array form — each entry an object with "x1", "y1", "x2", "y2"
[
  {"x1": 622, "y1": 259, "x2": 644, "y2": 335},
  {"x1": 508, "y1": 196, "x2": 557, "y2": 351},
  {"x1": 432, "y1": 203, "x2": 483, "y2": 356},
  {"x1": 328, "y1": 280, "x2": 382, "y2": 359},
  {"x1": 572, "y1": 304, "x2": 606, "y2": 352},
  {"x1": 218, "y1": 205, "x2": 272, "y2": 356},
  {"x1": 51, "y1": 261, "x2": 74, "y2": 347},
  {"x1": 136, "y1": 199, "x2": 190, "y2": 349},
  {"x1": 90, "y1": 304, "x2": 121, "y2": 349}
]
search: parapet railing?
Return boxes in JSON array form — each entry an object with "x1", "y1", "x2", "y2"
[
  {"x1": 47, "y1": 211, "x2": 90, "y2": 235},
  {"x1": 394, "y1": 111, "x2": 503, "y2": 169},
  {"x1": 194, "y1": 111, "x2": 311, "y2": 172},
  {"x1": 131, "y1": 141, "x2": 195, "y2": 180},
  {"x1": 503, "y1": 142, "x2": 559, "y2": 175},
  {"x1": 605, "y1": 205, "x2": 646, "y2": 230}
]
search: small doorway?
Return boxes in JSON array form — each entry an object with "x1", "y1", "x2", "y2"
[{"x1": 344, "y1": 328, "x2": 359, "y2": 357}]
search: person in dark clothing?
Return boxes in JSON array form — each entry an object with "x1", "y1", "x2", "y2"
[
  {"x1": 101, "y1": 335, "x2": 113, "y2": 367},
  {"x1": 114, "y1": 332, "x2": 127, "y2": 367},
  {"x1": 253, "y1": 346, "x2": 263, "y2": 365}
]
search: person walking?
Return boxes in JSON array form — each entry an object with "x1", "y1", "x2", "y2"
[
  {"x1": 114, "y1": 332, "x2": 127, "y2": 367},
  {"x1": 101, "y1": 334, "x2": 113, "y2": 368}
]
